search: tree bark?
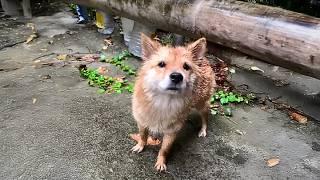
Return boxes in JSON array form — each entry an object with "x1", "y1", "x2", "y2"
[{"x1": 67, "y1": 0, "x2": 320, "y2": 79}]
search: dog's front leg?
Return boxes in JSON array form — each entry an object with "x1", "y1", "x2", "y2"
[
  {"x1": 131, "y1": 123, "x2": 148, "y2": 153},
  {"x1": 155, "y1": 133, "x2": 177, "y2": 172}
]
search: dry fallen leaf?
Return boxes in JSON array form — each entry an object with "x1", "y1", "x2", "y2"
[
  {"x1": 102, "y1": 46, "x2": 108, "y2": 50},
  {"x1": 104, "y1": 38, "x2": 113, "y2": 46},
  {"x1": 235, "y1": 129, "x2": 245, "y2": 135},
  {"x1": 25, "y1": 23, "x2": 38, "y2": 44},
  {"x1": 81, "y1": 54, "x2": 97, "y2": 62},
  {"x1": 27, "y1": 23, "x2": 37, "y2": 34},
  {"x1": 289, "y1": 112, "x2": 308, "y2": 124},
  {"x1": 153, "y1": 36, "x2": 161, "y2": 42},
  {"x1": 25, "y1": 34, "x2": 38, "y2": 44},
  {"x1": 229, "y1": 68, "x2": 236, "y2": 74},
  {"x1": 114, "y1": 76, "x2": 126, "y2": 83},
  {"x1": 56, "y1": 54, "x2": 68, "y2": 61},
  {"x1": 250, "y1": 66, "x2": 264, "y2": 73},
  {"x1": 266, "y1": 157, "x2": 280, "y2": 167},
  {"x1": 130, "y1": 133, "x2": 161, "y2": 146},
  {"x1": 97, "y1": 67, "x2": 107, "y2": 74}
]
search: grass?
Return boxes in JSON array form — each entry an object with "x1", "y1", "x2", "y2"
[
  {"x1": 210, "y1": 90, "x2": 256, "y2": 116},
  {"x1": 80, "y1": 68, "x2": 134, "y2": 94},
  {"x1": 100, "y1": 50, "x2": 136, "y2": 76},
  {"x1": 79, "y1": 50, "x2": 136, "y2": 94}
]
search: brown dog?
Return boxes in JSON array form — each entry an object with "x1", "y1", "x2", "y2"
[{"x1": 131, "y1": 34, "x2": 215, "y2": 171}]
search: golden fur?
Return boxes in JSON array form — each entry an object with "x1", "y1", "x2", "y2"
[{"x1": 131, "y1": 34, "x2": 216, "y2": 171}]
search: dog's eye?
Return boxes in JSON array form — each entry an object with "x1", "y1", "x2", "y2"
[
  {"x1": 183, "y1": 63, "x2": 190, "y2": 71},
  {"x1": 158, "y1": 61, "x2": 166, "y2": 68}
]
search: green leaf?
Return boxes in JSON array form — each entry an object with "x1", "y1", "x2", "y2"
[
  {"x1": 88, "y1": 80, "x2": 95, "y2": 86},
  {"x1": 220, "y1": 97, "x2": 229, "y2": 105},
  {"x1": 97, "y1": 89, "x2": 106, "y2": 94},
  {"x1": 237, "y1": 96, "x2": 244, "y2": 103},
  {"x1": 210, "y1": 96, "x2": 215, "y2": 103},
  {"x1": 100, "y1": 54, "x2": 107, "y2": 62},
  {"x1": 228, "y1": 95, "x2": 237, "y2": 102}
]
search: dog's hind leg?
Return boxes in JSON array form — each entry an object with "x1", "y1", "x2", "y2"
[
  {"x1": 131, "y1": 123, "x2": 148, "y2": 153},
  {"x1": 197, "y1": 102, "x2": 210, "y2": 137}
]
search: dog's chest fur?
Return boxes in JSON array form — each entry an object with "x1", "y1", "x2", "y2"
[{"x1": 134, "y1": 92, "x2": 190, "y2": 134}]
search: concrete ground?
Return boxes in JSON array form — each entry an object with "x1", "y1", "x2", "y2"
[{"x1": 1, "y1": 4, "x2": 320, "y2": 180}]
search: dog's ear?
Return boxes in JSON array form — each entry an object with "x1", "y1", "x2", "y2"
[
  {"x1": 141, "y1": 33, "x2": 161, "y2": 61},
  {"x1": 187, "y1": 38, "x2": 207, "y2": 61}
]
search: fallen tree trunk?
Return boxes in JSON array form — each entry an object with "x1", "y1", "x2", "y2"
[{"x1": 68, "y1": 0, "x2": 320, "y2": 79}]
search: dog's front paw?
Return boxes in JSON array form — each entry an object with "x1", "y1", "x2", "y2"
[
  {"x1": 131, "y1": 143, "x2": 144, "y2": 153},
  {"x1": 155, "y1": 156, "x2": 167, "y2": 172},
  {"x1": 198, "y1": 128, "x2": 207, "y2": 137}
]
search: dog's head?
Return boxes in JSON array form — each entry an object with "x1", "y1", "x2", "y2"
[{"x1": 140, "y1": 33, "x2": 207, "y2": 95}]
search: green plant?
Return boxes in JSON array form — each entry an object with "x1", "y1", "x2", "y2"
[
  {"x1": 160, "y1": 33, "x2": 175, "y2": 45},
  {"x1": 80, "y1": 68, "x2": 134, "y2": 94},
  {"x1": 102, "y1": 50, "x2": 137, "y2": 76},
  {"x1": 69, "y1": 4, "x2": 96, "y2": 20},
  {"x1": 210, "y1": 90, "x2": 256, "y2": 116},
  {"x1": 69, "y1": 3, "x2": 77, "y2": 13}
]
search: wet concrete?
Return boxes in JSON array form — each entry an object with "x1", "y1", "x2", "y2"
[
  {"x1": 0, "y1": 6, "x2": 320, "y2": 180},
  {"x1": 225, "y1": 53, "x2": 320, "y2": 121}
]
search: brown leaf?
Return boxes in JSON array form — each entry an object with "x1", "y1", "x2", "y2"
[
  {"x1": 153, "y1": 36, "x2": 161, "y2": 42},
  {"x1": 27, "y1": 23, "x2": 37, "y2": 34},
  {"x1": 104, "y1": 38, "x2": 113, "y2": 46},
  {"x1": 114, "y1": 76, "x2": 126, "y2": 83},
  {"x1": 25, "y1": 34, "x2": 38, "y2": 44},
  {"x1": 80, "y1": 54, "x2": 97, "y2": 62},
  {"x1": 250, "y1": 66, "x2": 264, "y2": 73},
  {"x1": 130, "y1": 133, "x2": 161, "y2": 146},
  {"x1": 266, "y1": 158, "x2": 280, "y2": 167},
  {"x1": 97, "y1": 67, "x2": 107, "y2": 74},
  {"x1": 235, "y1": 129, "x2": 245, "y2": 135},
  {"x1": 289, "y1": 112, "x2": 307, "y2": 124},
  {"x1": 56, "y1": 54, "x2": 68, "y2": 61},
  {"x1": 102, "y1": 46, "x2": 108, "y2": 50}
]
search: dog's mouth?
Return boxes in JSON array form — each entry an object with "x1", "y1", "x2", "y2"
[{"x1": 167, "y1": 86, "x2": 180, "y2": 91}]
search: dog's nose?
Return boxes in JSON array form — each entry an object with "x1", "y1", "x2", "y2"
[{"x1": 170, "y1": 72, "x2": 183, "y2": 84}]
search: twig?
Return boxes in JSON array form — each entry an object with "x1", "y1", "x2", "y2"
[
  {"x1": 32, "y1": 53, "x2": 56, "y2": 61},
  {"x1": 0, "y1": 40, "x2": 25, "y2": 50}
]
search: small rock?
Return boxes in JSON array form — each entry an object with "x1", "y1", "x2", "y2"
[{"x1": 40, "y1": 74, "x2": 51, "y2": 80}]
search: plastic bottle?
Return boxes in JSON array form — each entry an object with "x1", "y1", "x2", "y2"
[{"x1": 121, "y1": 18, "x2": 155, "y2": 58}]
